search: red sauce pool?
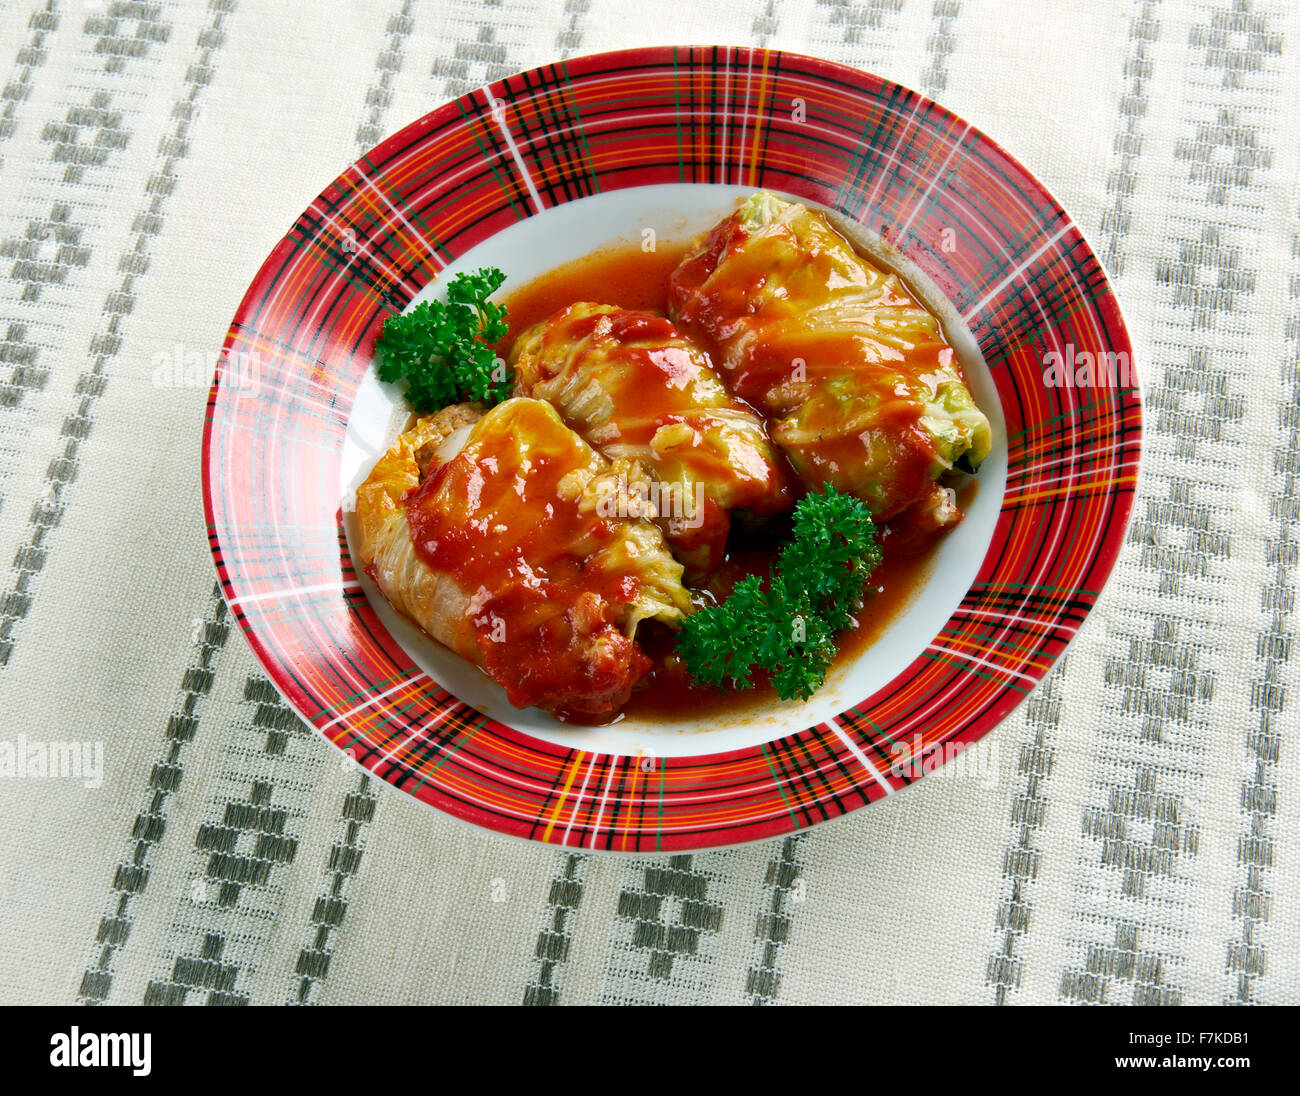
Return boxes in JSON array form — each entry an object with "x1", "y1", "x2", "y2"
[
  {"x1": 497, "y1": 239, "x2": 693, "y2": 359},
  {"x1": 621, "y1": 524, "x2": 937, "y2": 722}
]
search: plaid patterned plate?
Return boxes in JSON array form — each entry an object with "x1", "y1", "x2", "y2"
[{"x1": 202, "y1": 46, "x2": 1140, "y2": 852}]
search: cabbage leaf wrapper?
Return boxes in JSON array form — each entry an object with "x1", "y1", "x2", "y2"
[
  {"x1": 511, "y1": 302, "x2": 791, "y2": 576},
  {"x1": 355, "y1": 398, "x2": 691, "y2": 722},
  {"x1": 668, "y1": 191, "x2": 991, "y2": 531}
]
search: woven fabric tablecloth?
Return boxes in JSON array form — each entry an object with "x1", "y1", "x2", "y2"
[{"x1": 0, "y1": 0, "x2": 1296, "y2": 1006}]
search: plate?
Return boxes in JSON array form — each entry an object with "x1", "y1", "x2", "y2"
[{"x1": 202, "y1": 46, "x2": 1141, "y2": 852}]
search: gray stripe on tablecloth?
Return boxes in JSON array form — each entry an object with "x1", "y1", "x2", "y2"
[
  {"x1": 523, "y1": 853, "x2": 588, "y2": 1005},
  {"x1": 356, "y1": 0, "x2": 417, "y2": 152},
  {"x1": 744, "y1": 835, "x2": 803, "y2": 1004},
  {"x1": 281, "y1": 0, "x2": 427, "y2": 1003},
  {"x1": 810, "y1": 0, "x2": 906, "y2": 67},
  {"x1": 987, "y1": 670, "x2": 1062, "y2": 1003},
  {"x1": 78, "y1": 582, "x2": 233, "y2": 1003},
  {"x1": 0, "y1": 0, "x2": 203, "y2": 664},
  {"x1": 1099, "y1": 0, "x2": 1161, "y2": 281},
  {"x1": 1229, "y1": 206, "x2": 1299, "y2": 1002},
  {"x1": 141, "y1": 674, "x2": 322, "y2": 1005},
  {"x1": 430, "y1": 0, "x2": 539, "y2": 99},
  {"x1": 0, "y1": 0, "x2": 60, "y2": 172},
  {"x1": 0, "y1": 2, "x2": 176, "y2": 500},
  {"x1": 1058, "y1": 0, "x2": 1281, "y2": 1005},
  {"x1": 751, "y1": 1, "x2": 779, "y2": 46},
  {"x1": 986, "y1": 0, "x2": 1160, "y2": 1006},
  {"x1": 919, "y1": 0, "x2": 961, "y2": 96},
  {"x1": 289, "y1": 770, "x2": 377, "y2": 1003},
  {"x1": 67, "y1": 0, "x2": 238, "y2": 1002},
  {"x1": 554, "y1": 0, "x2": 587, "y2": 58}
]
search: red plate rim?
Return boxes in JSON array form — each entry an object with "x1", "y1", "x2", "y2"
[{"x1": 202, "y1": 46, "x2": 1141, "y2": 853}]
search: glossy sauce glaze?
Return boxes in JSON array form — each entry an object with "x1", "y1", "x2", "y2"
[
  {"x1": 667, "y1": 201, "x2": 971, "y2": 521},
  {"x1": 508, "y1": 302, "x2": 792, "y2": 577},
  {"x1": 405, "y1": 399, "x2": 653, "y2": 721},
  {"x1": 497, "y1": 240, "x2": 694, "y2": 343},
  {"x1": 497, "y1": 239, "x2": 965, "y2": 725}
]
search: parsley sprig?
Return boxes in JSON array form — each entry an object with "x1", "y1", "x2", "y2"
[
  {"x1": 376, "y1": 267, "x2": 511, "y2": 411},
  {"x1": 676, "y1": 486, "x2": 883, "y2": 701}
]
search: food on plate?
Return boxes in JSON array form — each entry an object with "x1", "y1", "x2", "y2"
[
  {"x1": 362, "y1": 190, "x2": 992, "y2": 721},
  {"x1": 354, "y1": 397, "x2": 691, "y2": 721},
  {"x1": 510, "y1": 301, "x2": 792, "y2": 576},
  {"x1": 668, "y1": 191, "x2": 991, "y2": 530},
  {"x1": 677, "y1": 486, "x2": 881, "y2": 701},
  {"x1": 375, "y1": 267, "x2": 512, "y2": 411}
]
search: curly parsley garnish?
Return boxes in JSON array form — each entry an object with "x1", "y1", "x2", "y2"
[
  {"x1": 375, "y1": 267, "x2": 511, "y2": 411},
  {"x1": 676, "y1": 486, "x2": 883, "y2": 701}
]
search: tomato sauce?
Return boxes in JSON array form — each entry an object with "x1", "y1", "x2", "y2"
[
  {"x1": 621, "y1": 524, "x2": 936, "y2": 722},
  {"x1": 497, "y1": 239, "x2": 960, "y2": 724},
  {"x1": 497, "y1": 240, "x2": 692, "y2": 358},
  {"x1": 406, "y1": 399, "x2": 653, "y2": 721}
]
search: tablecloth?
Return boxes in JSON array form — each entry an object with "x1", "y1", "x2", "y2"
[{"x1": 0, "y1": 0, "x2": 1296, "y2": 1006}]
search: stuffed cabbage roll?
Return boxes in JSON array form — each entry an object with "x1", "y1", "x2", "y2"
[
  {"x1": 355, "y1": 397, "x2": 692, "y2": 722},
  {"x1": 510, "y1": 302, "x2": 791, "y2": 576},
  {"x1": 668, "y1": 191, "x2": 992, "y2": 527}
]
